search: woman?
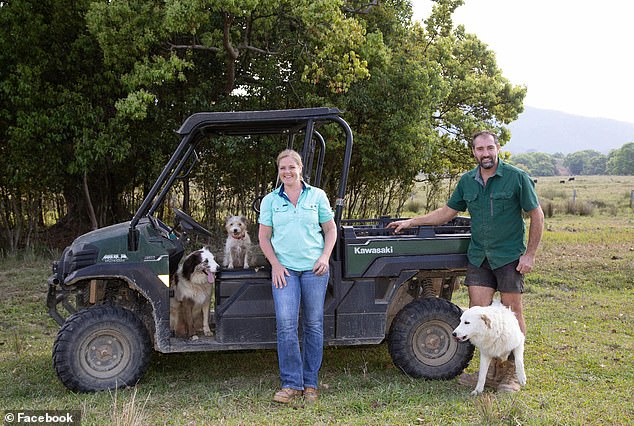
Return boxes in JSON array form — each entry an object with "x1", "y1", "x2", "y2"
[{"x1": 258, "y1": 149, "x2": 337, "y2": 404}]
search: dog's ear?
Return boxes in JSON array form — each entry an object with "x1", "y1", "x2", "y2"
[
  {"x1": 181, "y1": 251, "x2": 201, "y2": 280},
  {"x1": 241, "y1": 215, "x2": 247, "y2": 223},
  {"x1": 480, "y1": 314, "x2": 492, "y2": 329}
]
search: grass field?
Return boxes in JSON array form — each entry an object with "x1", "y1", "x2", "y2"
[{"x1": 1, "y1": 176, "x2": 633, "y2": 425}]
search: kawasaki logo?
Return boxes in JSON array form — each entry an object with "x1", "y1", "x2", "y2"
[
  {"x1": 102, "y1": 254, "x2": 129, "y2": 263},
  {"x1": 353, "y1": 246, "x2": 394, "y2": 255}
]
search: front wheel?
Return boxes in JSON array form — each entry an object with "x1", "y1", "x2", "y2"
[
  {"x1": 52, "y1": 305, "x2": 152, "y2": 392},
  {"x1": 388, "y1": 298, "x2": 474, "y2": 379}
]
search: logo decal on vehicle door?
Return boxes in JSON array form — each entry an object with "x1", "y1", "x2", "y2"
[
  {"x1": 102, "y1": 254, "x2": 129, "y2": 263},
  {"x1": 353, "y1": 246, "x2": 394, "y2": 254}
]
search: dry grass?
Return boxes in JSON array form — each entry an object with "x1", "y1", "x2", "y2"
[
  {"x1": 536, "y1": 175, "x2": 634, "y2": 216},
  {"x1": 109, "y1": 387, "x2": 150, "y2": 426}
]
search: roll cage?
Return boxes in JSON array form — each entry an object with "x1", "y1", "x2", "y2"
[{"x1": 128, "y1": 107, "x2": 353, "y2": 251}]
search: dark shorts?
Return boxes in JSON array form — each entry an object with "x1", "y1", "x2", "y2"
[{"x1": 464, "y1": 259, "x2": 524, "y2": 293}]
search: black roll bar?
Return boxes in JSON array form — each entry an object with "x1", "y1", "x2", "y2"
[{"x1": 128, "y1": 108, "x2": 353, "y2": 250}]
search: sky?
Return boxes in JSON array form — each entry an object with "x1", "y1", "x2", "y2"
[{"x1": 412, "y1": 0, "x2": 634, "y2": 124}]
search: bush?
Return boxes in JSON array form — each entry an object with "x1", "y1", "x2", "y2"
[
  {"x1": 565, "y1": 200, "x2": 595, "y2": 216},
  {"x1": 404, "y1": 199, "x2": 422, "y2": 213},
  {"x1": 539, "y1": 188, "x2": 567, "y2": 201},
  {"x1": 541, "y1": 201, "x2": 554, "y2": 218}
]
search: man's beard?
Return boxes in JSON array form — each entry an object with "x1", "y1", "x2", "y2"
[{"x1": 478, "y1": 156, "x2": 497, "y2": 169}]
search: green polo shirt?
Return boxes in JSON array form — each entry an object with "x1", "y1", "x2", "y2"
[
  {"x1": 447, "y1": 160, "x2": 540, "y2": 269},
  {"x1": 259, "y1": 182, "x2": 334, "y2": 271}
]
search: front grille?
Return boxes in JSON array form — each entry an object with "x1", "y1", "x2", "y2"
[{"x1": 60, "y1": 244, "x2": 99, "y2": 280}]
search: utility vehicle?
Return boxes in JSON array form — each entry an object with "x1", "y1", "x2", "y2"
[{"x1": 47, "y1": 107, "x2": 474, "y2": 392}]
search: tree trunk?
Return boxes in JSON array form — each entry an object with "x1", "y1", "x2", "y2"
[
  {"x1": 222, "y1": 12, "x2": 239, "y2": 95},
  {"x1": 83, "y1": 171, "x2": 99, "y2": 230}
]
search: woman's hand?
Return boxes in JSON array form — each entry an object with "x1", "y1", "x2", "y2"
[
  {"x1": 312, "y1": 255, "x2": 329, "y2": 276},
  {"x1": 272, "y1": 263, "x2": 290, "y2": 288},
  {"x1": 259, "y1": 223, "x2": 290, "y2": 288},
  {"x1": 314, "y1": 220, "x2": 336, "y2": 276}
]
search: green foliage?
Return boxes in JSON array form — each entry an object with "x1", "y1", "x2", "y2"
[
  {"x1": 297, "y1": 0, "x2": 371, "y2": 93},
  {"x1": 509, "y1": 152, "x2": 558, "y2": 176},
  {"x1": 1, "y1": 0, "x2": 528, "y2": 249},
  {"x1": 115, "y1": 89, "x2": 157, "y2": 121},
  {"x1": 564, "y1": 149, "x2": 607, "y2": 175},
  {"x1": 521, "y1": 144, "x2": 633, "y2": 178},
  {"x1": 410, "y1": 1, "x2": 526, "y2": 188},
  {"x1": 332, "y1": 0, "x2": 526, "y2": 216},
  {"x1": 607, "y1": 142, "x2": 634, "y2": 175},
  {"x1": 0, "y1": 0, "x2": 127, "y2": 249}
]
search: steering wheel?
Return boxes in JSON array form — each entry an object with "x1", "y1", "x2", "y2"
[
  {"x1": 252, "y1": 195, "x2": 265, "y2": 214},
  {"x1": 173, "y1": 208, "x2": 213, "y2": 238}
]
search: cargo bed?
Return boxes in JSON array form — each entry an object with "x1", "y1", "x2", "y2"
[{"x1": 341, "y1": 217, "x2": 471, "y2": 277}]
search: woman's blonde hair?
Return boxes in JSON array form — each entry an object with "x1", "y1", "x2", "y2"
[{"x1": 276, "y1": 149, "x2": 303, "y2": 168}]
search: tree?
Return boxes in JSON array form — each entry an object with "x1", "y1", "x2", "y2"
[
  {"x1": 586, "y1": 155, "x2": 607, "y2": 175},
  {"x1": 84, "y1": 0, "x2": 525, "y2": 219},
  {"x1": 564, "y1": 150, "x2": 607, "y2": 175},
  {"x1": 607, "y1": 142, "x2": 634, "y2": 175},
  {"x1": 85, "y1": 0, "x2": 371, "y2": 119},
  {"x1": 509, "y1": 152, "x2": 557, "y2": 176},
  {"x1": 0, "y1": 0, "x2": 131, "y2": 249},
  {"x1": 0, "y1": 0, "x2": 526, "y2": 250},
  {"x1": 1, "y1": 0, "x2": 375, "y2": 248},
  {"x1": 83, "y1": 0, "x2": 374, "y2": 226},
  {"x1": 332, "y1": 0, "x2": 527, "y2": 216}
]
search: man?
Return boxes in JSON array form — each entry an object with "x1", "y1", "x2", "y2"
[{"x1": 387, "y1": 130, "x2": 544, "y2": 392}]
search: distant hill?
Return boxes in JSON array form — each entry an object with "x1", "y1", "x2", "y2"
[{"x1": 503, "y1": 107, "x2": 634, "y2": 154}]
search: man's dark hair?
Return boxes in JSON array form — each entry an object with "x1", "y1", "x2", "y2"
[{"x1": 471, "y1": 130, "x2": 499, "y2": 147}]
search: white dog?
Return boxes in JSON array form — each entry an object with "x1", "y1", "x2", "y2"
[
  {"x1": 223, "y1": 215, "x2": 251, "y2": 269},
  {"x1": 452, "y1": 301, "x2": 526, "y2": 395}
]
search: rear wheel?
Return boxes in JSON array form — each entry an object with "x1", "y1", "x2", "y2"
[
  {"x1": 52, "y1": 304, "x2": 152, "y2": 392},
  {"x1": 388, "y1": 298, "x2": 474, "y2": 379}
]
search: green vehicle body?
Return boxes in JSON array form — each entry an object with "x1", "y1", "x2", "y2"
[{"x1": 46, "y1": 108, "x2": 474, "y2": 392}]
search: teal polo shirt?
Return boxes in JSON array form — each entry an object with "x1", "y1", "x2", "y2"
[
  {"x1": 259, "y1": 182, "x2": 334, "y2": 271},
  {"x1": 447, "y1": 160, "x2": 540, "y2": 269}
]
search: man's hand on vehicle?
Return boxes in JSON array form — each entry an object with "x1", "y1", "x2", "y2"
[{"x1": 386, "y1": 218, "x2": 413, "y2": 233}]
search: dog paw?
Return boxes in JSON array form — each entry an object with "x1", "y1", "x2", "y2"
[
  {"x1": 470, "y1": 389, "x2": 483, "y2": 396},
  {"x1": 203, "y1": 329, "x2": 212, "y2": 337}
]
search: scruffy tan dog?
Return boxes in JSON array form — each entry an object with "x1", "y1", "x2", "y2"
[{"x1": 223, "y1": 215, "x2": 252, "y2": 269}]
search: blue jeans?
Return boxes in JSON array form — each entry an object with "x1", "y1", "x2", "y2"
[{"x1": 272, "y1": 269, "x2": 328, "y2": 390}]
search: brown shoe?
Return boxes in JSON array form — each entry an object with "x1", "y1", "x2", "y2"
[
  {"x1": 303, "y1": 387, "x2": 319, "y2": 403},
  {"x1": 457, "y1": 360, "x2": 501, "y2": 389},
  {"x1": 497, "y1": 360, "x2": 521, "y2": 393},
  {"x1": 273, "y1": 388, "x2": 302, "y2": 403}
]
